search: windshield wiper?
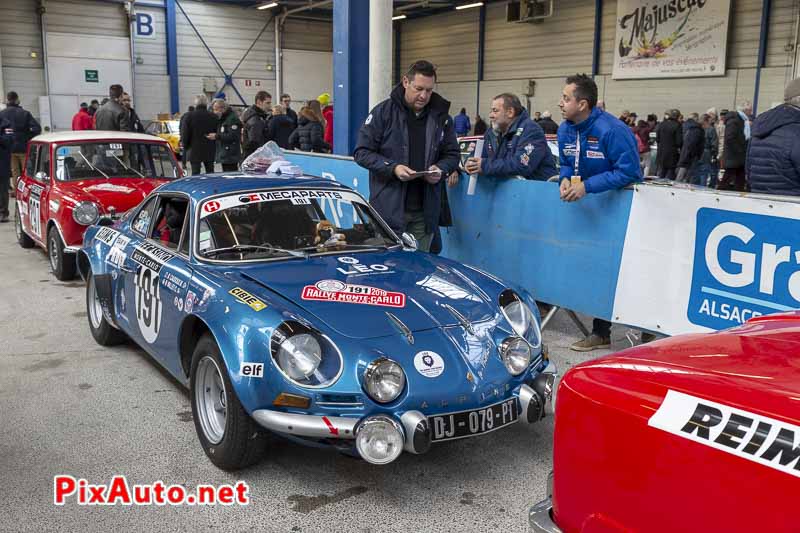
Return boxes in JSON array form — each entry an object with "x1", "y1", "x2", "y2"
[
  {"x1": 77, "y1": 151, "x2": 111, "y2": 180},
  {"x1": 111, "y1": 153, "x2": 145, "y2": 178},
  {"x1": 203, "y1": 244, "x2": 307, "y2": 259}
]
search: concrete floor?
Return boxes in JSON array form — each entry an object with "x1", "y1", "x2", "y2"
[{"x1": 0, "y1": 201, "x2": 628, "y2": 532}]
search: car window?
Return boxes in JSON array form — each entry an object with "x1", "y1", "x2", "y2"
[
  {"x1": 178, "y1": 211, "x2": 191, "y2": 255},
  {"x1": 145, "y1": 122, "x2": 158, "y2": 135},
  {"x1": 149, "y1": 196, "x2": 189, "y2": 251},
  {"x1": 196, "y1": 189, "x2": 399, "y2": 261},
  {"x1": 37, "y1": 145, "x2": 50, "y2": 178},
  {"x1": 53, "y1": 142, "x2": 179, "y2": 181},
  {"x1": 132, "y1": 196, "x2": 159, "y2": 236},
  {"x1": 26, "y1": 145, "x2": 40, "y2": 176}
]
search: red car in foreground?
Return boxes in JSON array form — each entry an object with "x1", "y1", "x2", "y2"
[
  {"x1": 531, "y1": 312, "x2": 800, "y2": 532},
  {"x1": 15, "y1": 131, "x2": 181, "y2": 279}
]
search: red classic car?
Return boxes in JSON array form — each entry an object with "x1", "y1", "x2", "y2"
[
  {"x1": 15, "y1": 131, "x2": 181, "y2": 279},
  {"x1": 530, "y1": 312, "x2": 800, "y2": 532}
]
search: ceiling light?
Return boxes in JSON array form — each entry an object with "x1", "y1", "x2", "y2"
[
  {"x1": 455, "y1": 2, "x2": 483, "y2": 9},
  {"x1": 392, "y1": 14, "x2": 407, "y2": 20},
  {"x1": 257, "y1": 2, "x2": 278, "y2": 10}
]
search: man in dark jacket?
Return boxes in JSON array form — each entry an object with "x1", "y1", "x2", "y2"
[
  {"x1": 180, "y1": 95, "x2": 218, "y2": 175},
  {"x1": 94, "y1": 85, "x2": 130, "y2": 132},
  {"x1": 655, "y1": 109, "x2": 682, "y2": 180},
  {"x1": 121, "y1": 93, "x2": 145, "y2": 133},
  {"x1": 454, "y1": 107, "x2": 471, "y2": 136},
  {"x1": 473, "y1": 115, "x2": 488, "y2": 135},
  {"x1": 465, "y1": 93, "x2": 557, "y2": 181},
  {"x1": 0, "y1": 116, "x2": 15, "y2": 222},
  {"x1": 746, "y1": 78, "x2": 800, "y2": 195},
  {"x1": 281, "y1": 94, "x2": 298, "y2": 127},
  {"x1": 212, "y1": 98, "x2": 242, "y2": 171},
  {"x1": 676, "y1": 113, "x2": 705, "y2": 184},
  {"x1": 537, "y1": 111, "x2": 559, "y2": 135},
  {"x1": 288, "y1": 107, "x2": 330, "y2": 153},
  {"x1": 241, "y1": 91, "x2": 271, "y2": 159},
  {"x1": 0, "y1": 91, "x2": 41, "y2": 190},
  {"x1": 354, "y1": 60, "x2": 460, "y2": 252},
  {"x1": 178, "y1": 105, "x2": 195, "y2": 163},
  {"x1": 268, "y1": 105, "x2": 296, "y2": 149},
  {"x1": 719, "y1": 110, "x2": 747, "y2": 191}
]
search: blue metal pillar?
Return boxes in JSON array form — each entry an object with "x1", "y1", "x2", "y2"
[
  {"x1": 476, "y1": 4, "x2": 486, "y2": 116},
  {"x1": 753, "y1": 0, "x2": 772, "y2": 115},
  {"x1": 165, "y1": 0, "x2": 179, "y2": 114},
  {"x1": 332, "y1": 0, "x2": 370, "y2": 156},
  {"x1": 592, "y1": 0, "x2": 602, "y2": 77}
]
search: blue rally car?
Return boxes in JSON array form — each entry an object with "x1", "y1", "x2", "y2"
[{"x1": 78, "y1": 171, "x2": 556, "y2": 469}]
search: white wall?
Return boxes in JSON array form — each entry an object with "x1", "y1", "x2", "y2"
[{"x1": 0, "y1": 0, "x2": 46, "y2": 119}]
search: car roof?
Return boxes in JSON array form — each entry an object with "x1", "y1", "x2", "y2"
[
  {"x1": 32, "y1": 131, "x2": 168, "y2": 144},
  {"x1": 158, "y1": 173, "x2": 355, "y2": 199}
]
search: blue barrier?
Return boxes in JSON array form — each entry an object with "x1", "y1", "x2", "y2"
[{"x1": 284, "y1": 151, "x2": 632, "y2": 322}]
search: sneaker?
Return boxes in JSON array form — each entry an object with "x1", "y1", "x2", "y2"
[{"x1": 570, "y1": 333, "x2": 611, "y2": 352}]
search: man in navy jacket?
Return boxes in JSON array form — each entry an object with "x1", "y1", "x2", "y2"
[
  {"x1": 465, "y1": 93, "x2": 557, "y2": 181},
  {"x1": 354, "y1": 60, "x2": 460, "y2": 252},
  {"x1": 557, "y1": 73, "x2": 642, "y2": 351}
]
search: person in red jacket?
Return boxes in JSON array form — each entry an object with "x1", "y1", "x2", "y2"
[
  {"x1": 319, "y1": 92, "x2": 334, "y2": 150},
  {"x1": 71, "y1": 102, "x2": 94, "y2": 131}
]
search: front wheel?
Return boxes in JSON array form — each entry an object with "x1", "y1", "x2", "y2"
[
  {"x1": 86, "y1": 272, "x2": 127, "y2": 346},
  {"x1": 48, "y1": 226, "x2": 76, "y2": 280},
  {"x1": 15, "y1": 208, "x2": 34, "y2": 248},
  {"x1": 190, "y1": 334, "x2": 267, "y2": 471}
]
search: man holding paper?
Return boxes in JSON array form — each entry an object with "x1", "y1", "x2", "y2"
[
  {"x1": 557, "y1": 73, "x2": 642, "y2": 351},
  {"x1": 464, "y1": 93, "x2": 556, "y2": 181},
  {"x1": 354, "y1": 60, "x2": 460, "y2": 252}
]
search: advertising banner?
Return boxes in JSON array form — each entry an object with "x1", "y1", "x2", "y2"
[{"x1": 613, "y1": 0, "x2": 731, "y2": 79}]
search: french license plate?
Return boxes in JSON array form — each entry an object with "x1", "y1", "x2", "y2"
[{"x1": 429, "y1": 398, "x2": 518, "y2": 442}]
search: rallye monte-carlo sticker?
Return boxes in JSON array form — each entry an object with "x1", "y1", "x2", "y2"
[
  {"x1": 301, "y1": 280, "x2": 405, "y2": 308},
  {"x1": 649, "y1": 389, "x2": 800, "y2": 479},
  {"x1": 131, "y1": 242, "x2": 176, "y2": 343},
  {"x1": 199, "y1": 189, "x2": 361, "y2": 217}
]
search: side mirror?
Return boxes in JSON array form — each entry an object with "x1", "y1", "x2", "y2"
[
  {"x1": 34, "y1": 171, "x2": 49, "y2": 182},
  {"x1": 401, "y1": 232, "x2": 418, "y2": 251}
]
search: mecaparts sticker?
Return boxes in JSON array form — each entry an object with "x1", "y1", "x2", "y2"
[
  {"x1": 199, "y1": 189, "x2": 358, "y2": 218},
  {"x1": 414, "y1": 351, "x2": 445, "y2": 378},
  {"x1": 301, "y1": 280, "x2": 405, "y2": 308},
  {"x1": 649, "y1": 390, "x2": 800, "y2": 479}
]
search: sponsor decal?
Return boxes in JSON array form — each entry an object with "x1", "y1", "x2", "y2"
[
  {"x1": 336, "y1": 256, "x2": 394, "y2": 277},
  {"x1": 85, "y1": 183, "x2": 135, "y2": 194},
  {"x1": 586, "y1": 150, "x2": 606, "y2": 159},
  {"x1": 649, "y1": 390, "x2": 800, "y2": 479},
  {"x1": 523, "y1": 143, "x2": 534, "y2": 154},
  {"x1": 16, "y1": 181, "x2": 25, "y2": 194},
  {"x1": 134, "y1": 265, "x2": 162, "y2": 344},
  {"x1": 106, "y1": 235, "x2": 130, "y2": 268},
  {"x1": 520, "y1": 154, "x2": 530, "y2": 166},
  {"x1": 131, "y1": 242, "x2": 176, "y2": 274},
  {"x1": 173, "y1": 295, "x2": 184, "y2": 312},
  {"x1": 184, "y1": 291, "x2": 197, "y2": 314},
  {"x1": 200, "y1": 190, "x2": 349, "y2": 218},
  {"x1": 301, "y1": 280, "x2": 405, "y2": 308},
  {"x1": 203, "y1": 201, "x2": 220, "y2": 214},
  {"x1": 161, "y1": 271, "x2": 188, "y2": 293},
  {"x1": 588, "y1": 136, "x2": 599, "y2": 143},
  {"x1": 49, "y1": 200, "x2": 60, "y2": 212},
  {"x1": 414, "y1": 351, "x2": 445, "y2": 378},
  {"x1": 229, "y1": 287, "x2": 267, "y2": 311},
  {"x1": 94, "y1": 227, "x2": 120, "y2": 246},
  {"x1": 688, "y1": 209, "x2": 798, "y2": 329},
  {"x1": 239, "y1": 363, "x2": 264, "y2": 378},
  {"x1": 515, "y1": 127, "x2": 523, "y2": 136}
]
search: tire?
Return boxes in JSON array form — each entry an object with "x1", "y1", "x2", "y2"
[
  {"x1": 15, "y1": 208, "x2": 34, "y2": 248},
  {"x1": 86, "y1": 272, "x2": 127, "y2": 346},
  {"x1": 190, "y1": 334, "x2": 266, "y2": 470},
  {"x1": 48, "y1": 226, "x2": 76, "y2": 281}
]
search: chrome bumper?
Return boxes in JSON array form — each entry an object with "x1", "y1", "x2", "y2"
[
  {"x1": 529, "y1": 498, "x2": 561, "y2": 532},
  {"x1": 251, "y1": 410, "x2": 358, "y2": 439}
]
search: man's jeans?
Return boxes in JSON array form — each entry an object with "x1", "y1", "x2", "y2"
[{"x1": 404, "y1": 210, "x2": 433, "y2": 252}]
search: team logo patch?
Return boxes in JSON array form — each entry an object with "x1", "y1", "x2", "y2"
[
  {"x1": 649, "y1": 390, "x2": 800, "y2": 479},
  {"x1": 520, "y1": 154, "x2": 530, "y2": 165},
  {"x1": 229, "y1": 287, "x2": 267, "y2": 311},
  {"x1": 414, "y1": 351, "x2": 445, "y2": 378},
  {"x1": 301, "y1": 280, "x2": 405, "y2": 308},
  {"x1": 586, "y1": 150, "x2": 605, "y2": 159}
]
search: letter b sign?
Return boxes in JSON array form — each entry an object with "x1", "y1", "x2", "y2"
[{"x1": 135, "y1": 13, "x2": 155, "y2": 39}]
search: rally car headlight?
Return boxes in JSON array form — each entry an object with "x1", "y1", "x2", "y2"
[
  {"x1": 364, "y1": 358, "x2": 406, "y2": 403},
  {"x1": 277, "y1": 333, "x2": 321, "y2": 380},
  {"x1": 271, "y1": 321, "x2": 342, "y2": 388},
  {"x1": 500, "y1": 337, "x2": 532, "y2": 375},
  {"x1": 73, "y1": 201, "x2": 100, "y2": 225},
  {"x1": 499, "y1": 289, "x2": 542, "y2": 349}
]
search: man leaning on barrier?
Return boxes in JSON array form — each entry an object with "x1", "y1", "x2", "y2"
[{"x1": 557, "y1": 73, "x2": 643, "y2": 352}]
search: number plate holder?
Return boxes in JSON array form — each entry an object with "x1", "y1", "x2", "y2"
[{"x1": 428, "y1": 398, "x2": 519, "y2": 442}]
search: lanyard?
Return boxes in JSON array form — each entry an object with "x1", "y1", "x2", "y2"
[{"x1": 573, "y1": 133, "x2": 581, "y2": 177}]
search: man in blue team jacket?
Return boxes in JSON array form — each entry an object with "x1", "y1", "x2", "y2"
[
  {"x1": 557, "y1": 73, "x2": 642, "y2": 351},
  {"x1": 465, "y1": 93, "x2": 557, "y2": 181}
]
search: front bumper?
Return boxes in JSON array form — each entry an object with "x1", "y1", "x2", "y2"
[
  {"x1": 251, "y1": 361, "x2": 557, "y2": 464},
  {"x1": 529, "y1": 498, "x2": 561, "y2": 533}
]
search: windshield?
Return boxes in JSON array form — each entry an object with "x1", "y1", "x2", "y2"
[
  {"x1": 197, "y1": 189, "x2": 399, "y2": 261},
  {"x1": 165, "y1": 121, "x2": 180, "y2": 134},
  {"x1": 54, "y1": 142, "x2": 179, "y2": 181}
]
